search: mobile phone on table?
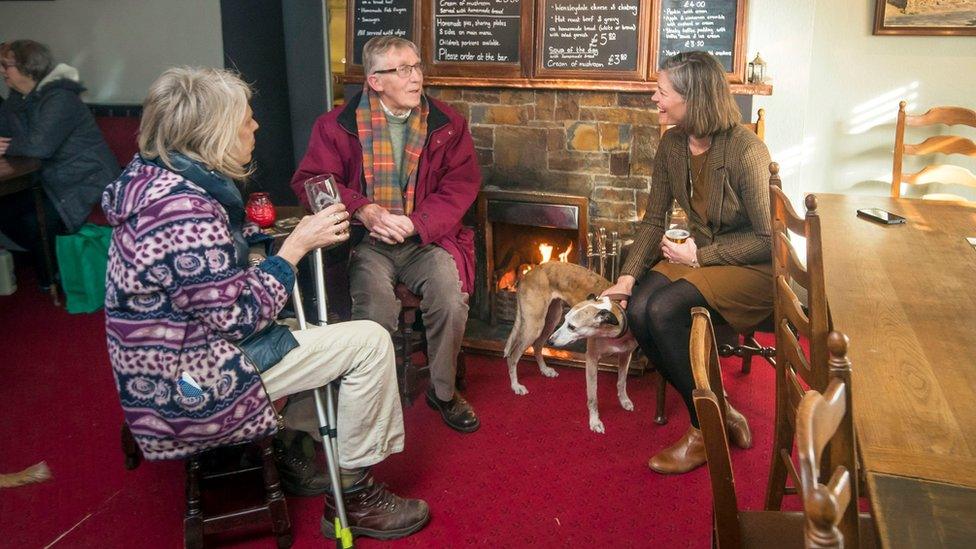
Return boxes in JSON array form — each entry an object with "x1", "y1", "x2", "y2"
[{"x1": 856, "y1": 208, "x2": 906, "y2": 225}]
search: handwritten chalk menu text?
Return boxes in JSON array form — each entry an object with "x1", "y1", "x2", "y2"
[
  {"x1": 543, "y1": 1, "x2": 639, "y2": 72},
  {"x1": 353, "y1": 0, "x2": 414, "y2": 66},
  {"x1": 658, "y1": 0, "x2": 737, "y2": 72},
  {"x1": 435, "y1": 1, "x2": 521, "y2": 64}
]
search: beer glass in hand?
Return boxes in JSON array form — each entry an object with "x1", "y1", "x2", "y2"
[{"x1": 665, "y1": 201, "x2": 690, "y2": 262}]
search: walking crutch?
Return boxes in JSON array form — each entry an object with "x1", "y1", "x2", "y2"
[{"x1": 291, "y1": 246, "x2": 353, "y2": 548}]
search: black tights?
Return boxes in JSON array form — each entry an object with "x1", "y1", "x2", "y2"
[{"x1": 627, "y1": 271, "x2": 726, "y2": 428}]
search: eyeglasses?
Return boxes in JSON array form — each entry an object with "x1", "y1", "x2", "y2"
[{"x1": 372, "y1": 62, "x2": 425, "y2": 79}]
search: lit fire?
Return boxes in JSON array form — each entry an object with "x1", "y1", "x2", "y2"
[{"x1": 498, "y1": 241, "x2": 573, "y2": 291}]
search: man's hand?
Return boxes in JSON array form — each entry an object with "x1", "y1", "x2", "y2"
[
  {"x1": 357, "y1": 203, "x2": 415, "y2": 244},
  {"x1": 0, "y1": 137, "x2": 11, "y2": 156}
]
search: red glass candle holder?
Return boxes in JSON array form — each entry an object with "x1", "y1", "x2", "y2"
[{"x1": 245, "y1": 192, "x2": 276, "y2": 228}]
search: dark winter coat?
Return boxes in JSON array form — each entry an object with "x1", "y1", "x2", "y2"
[{"x1": 0, "y1": 64, "x2": 118, "y2": 233}]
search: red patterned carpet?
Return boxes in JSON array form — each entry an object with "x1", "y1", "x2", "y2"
[{"x1": 0, "y1": 269, "x2": 780, "y2": 548}]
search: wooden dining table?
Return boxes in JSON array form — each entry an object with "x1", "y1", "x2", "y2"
[
  {"x1": 816, "y1": 193, "x2": 976, "y2": 548},
  {"x1": 0, "y1": 155, "x2": 60, "y2": 304}
]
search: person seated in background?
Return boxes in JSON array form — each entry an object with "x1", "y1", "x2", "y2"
[
  {"x1": 291, "y1": 36, "x2": 482, "y2": 433},
  {"x1": 602, "y1": 51, "x2": 771, "y2": 474},
  {"x1": 102, "y1": 67, "x2": 428, "y2": 540},
  {"x1": 0, "y1": 39, "x2": 117, "y2": 288}
]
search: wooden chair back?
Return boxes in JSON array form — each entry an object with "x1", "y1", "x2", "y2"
[
  {"x1": 769, "y1": 163, "x2": 831, "y2": 392},
  {"x1": 689, "y1": 307, "x2": 742, "y2": 549},
  {"x1": 660, "y1": 108, "x2": 766, "y2": 140},
  {"x1": 792, "y1": 332, "x2": 860, "y2": 549},
  {"x1": 891, "y1": 101, "x2": 976, "y2": 200},
  {"x1": 766, "y1": 162, "x2": 837, "y2": 511}
]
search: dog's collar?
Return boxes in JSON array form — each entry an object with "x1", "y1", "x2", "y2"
[{"x1": 604, "y1": 295, "x2": 630, "y2": 339}]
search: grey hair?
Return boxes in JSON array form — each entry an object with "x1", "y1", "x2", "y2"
[
  {"x1": 660, "y1": 51, "x2": 740, "y2": 137},
  {"x1": 4, "y1": 40, "x2": 54, "y2": 83},
  {"x1": 362, "y1": 36, "x2": 420, "y2": 75},
  {"x1": 138, "y1": 66, "x2": 254, "y2": 180}
]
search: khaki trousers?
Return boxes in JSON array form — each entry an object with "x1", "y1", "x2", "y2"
[
  {"x1": 349, "y1": 238, "x2": 468, "y2": 401},
  {"x1": 259, "y1": 320, "x2": 404, "y2": 469}
]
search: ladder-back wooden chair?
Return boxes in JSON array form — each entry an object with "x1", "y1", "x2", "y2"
[
  {"x1": 891, "y1": 101, "x2": 976, "y2": 201},
  {"x1": 691, "y1": 308, "x2": 874, "y2": 548},
  {"x1": 766, "y1": 173, "x2": 834, "y2": 511},
  {"x1": 791, "y1": 332, "x2": 875, "y2": 549}
]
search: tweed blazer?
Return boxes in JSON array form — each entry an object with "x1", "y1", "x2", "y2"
[{"x1": 621, "y1": 124, "x2": 772, "y2": 278}]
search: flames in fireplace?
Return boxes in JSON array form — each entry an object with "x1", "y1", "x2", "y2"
[{"x1": 495, "y1": 240, "x2": 574, "y2": 292}]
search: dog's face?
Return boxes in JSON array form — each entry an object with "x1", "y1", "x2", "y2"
[{"x1": 547, "y1": 295, "x2": 622, "y2": 347}]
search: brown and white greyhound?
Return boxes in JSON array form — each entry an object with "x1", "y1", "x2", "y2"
[{"x1": 503, "y1": 262, "x2": 637, "y2": 433}]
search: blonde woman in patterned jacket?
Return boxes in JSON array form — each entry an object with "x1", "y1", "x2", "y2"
[
  {"x1": 102, "y1": 67, "x2": 429, "y2": 540},
  {"x1": 602, "y1": 52, "x2": 772, "y2": 475}
]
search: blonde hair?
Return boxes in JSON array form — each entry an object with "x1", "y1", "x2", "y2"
[
  {"x1": 362, "y1": 36, "x2": 420, "y2": 75},
  {"x1": 660, "y1": 51, "x2": 740, "y2": 137},
  {"x1": 139, "y1": 66, "x2": 253, "y2": 180}
]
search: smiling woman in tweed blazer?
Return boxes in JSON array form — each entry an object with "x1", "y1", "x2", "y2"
[{"x1": 602, "y1": 52, "x2": 772, "y2": 475}]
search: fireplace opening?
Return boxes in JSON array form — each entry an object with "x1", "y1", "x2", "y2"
[
  {"x1": 475, "y1": 190, "x2": 588, "y2": 325},
  {"x1": 464, "y1": 188, "x2": 644, "y2": 374}
]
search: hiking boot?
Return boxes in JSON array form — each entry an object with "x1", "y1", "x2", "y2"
[
  {"x1": 273, "y1": 432, "x2": 330, "y2": 497},
  {"x1": 321, "y1": 474, "x2": 430, "y2": 540}
]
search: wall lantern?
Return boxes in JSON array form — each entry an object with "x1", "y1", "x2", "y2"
[{"x1": 747, "y1": 53, "x2": 767, "y2": 84}]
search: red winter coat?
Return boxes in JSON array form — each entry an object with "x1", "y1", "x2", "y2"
[{"x1": 291, "y1": 93, "x2": 481, "y2": 293}]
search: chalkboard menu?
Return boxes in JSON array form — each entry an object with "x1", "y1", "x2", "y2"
[
  {"x1": 658, "y1": 0, "x2": 737, "y2": 72},
  {"x1": 352, "y1": 0, "x2": 415, "y2": 66},
  {"x1": 344, "y1": 0, "x2": 767, "y2": 94},
  {"x1": 541, "y1": 1, "x2": 640, "y2": 72},
  {"x1": 434, "y1": 0, "x2": 522, "y2": 64}
]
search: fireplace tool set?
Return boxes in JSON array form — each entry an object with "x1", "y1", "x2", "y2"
[{"x1": 586, "y1": 227, "x2": 621, "y2": 282}]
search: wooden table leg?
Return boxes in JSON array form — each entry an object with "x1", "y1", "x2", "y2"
[{"x1": 32, "y1": 185, "x2": 59, "y2": 306}]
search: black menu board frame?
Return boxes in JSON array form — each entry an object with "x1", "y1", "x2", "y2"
[
  {"x1": 534, "y1": 0, "x2": 650, "y2": 81},
  {"x1": 651, "y1": 0, "x2": 748, "y2": 84},
  {"x1": 344, "y1": 0, "x2": 422, "y2": 76},
  {"x1": 423, "y1": 0, "x2": 533, "y2": 79}
]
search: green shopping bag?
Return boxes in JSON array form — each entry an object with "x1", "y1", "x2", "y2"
[{"x1": 56, "y1": 223, "x2": 113, "y2": 314}]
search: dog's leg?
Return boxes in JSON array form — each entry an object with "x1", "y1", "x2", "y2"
[
  {"x1": 585, "y1": 346, "x2": 604, "y2": 434},
  {"x1": 616, "y1": 351, "x2": 634, "y2": 411},
  {"x1": 507, "y1": 314, "x2": 545, "y2": 396},
  {"x1": 533, "y1": 300, "x2": 563, "y2": 379},
  {"x1": 507, "y1": 354, "x2": 529, "y2": 395}
]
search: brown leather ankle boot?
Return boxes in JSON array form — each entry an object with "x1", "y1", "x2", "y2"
[
  {"x1": 648, "y1": 426, "x2": 706, "y2": 474},
  {"x1": 725, "y1": 403, "x2": 753, "y2": 449},
  {"x1": 321, "y1": 473, "x2": 430, "y2": 540}
]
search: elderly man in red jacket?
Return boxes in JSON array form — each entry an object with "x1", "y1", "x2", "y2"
[{"x1": 291, "y1": 36, "x2": 481, "y2": 433}]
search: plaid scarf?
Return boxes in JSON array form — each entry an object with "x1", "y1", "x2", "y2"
[{"x1": 356, "y1": 85, "x2": 428, "y2": 215}]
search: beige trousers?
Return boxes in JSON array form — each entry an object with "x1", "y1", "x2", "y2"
[{"x1": 259, "y1": 320, "x2": 405, "y2": 469}]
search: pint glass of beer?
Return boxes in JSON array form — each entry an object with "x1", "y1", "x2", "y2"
[{"x1": 665, "y1": 228, "x2": 690, "y2": 244}]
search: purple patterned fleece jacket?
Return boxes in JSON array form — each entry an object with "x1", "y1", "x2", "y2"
[{"x1": 102, "y1": 156, "x2": 293, "y2": 460}]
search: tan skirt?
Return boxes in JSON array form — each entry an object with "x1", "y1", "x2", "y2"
[{"x1": 652, "y1": 261, "x2": 773, "y2": 333}]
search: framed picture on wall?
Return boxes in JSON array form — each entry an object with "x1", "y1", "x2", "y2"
[{"x1": 874, "y1": 1, "x2": 976, "y2": 35}]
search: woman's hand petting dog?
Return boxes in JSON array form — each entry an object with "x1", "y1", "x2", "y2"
[{"x1": 601, "y1": 275, "x2": 636, "y2": 309}]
